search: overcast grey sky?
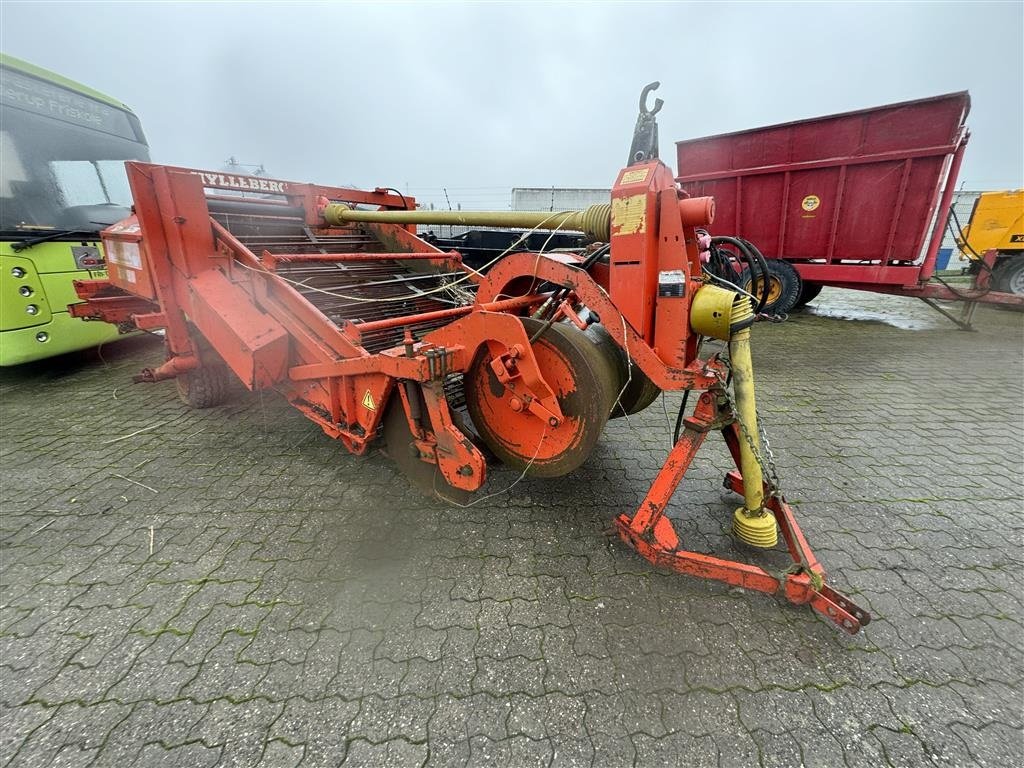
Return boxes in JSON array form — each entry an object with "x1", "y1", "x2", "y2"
[{"x1": 3, "y1": 1, "x2": 1021, "y2": 210}]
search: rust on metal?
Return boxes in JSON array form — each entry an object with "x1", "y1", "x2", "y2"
[{"x1": 69, "y1": 110, "x2": 870, "y2": 634}]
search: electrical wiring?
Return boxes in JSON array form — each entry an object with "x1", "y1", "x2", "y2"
[
  {"x1": 445, "y1": 424, "x2": 548, "y2": 509},
  {"x1": 230, "y1": 210, "x2": 579, "y2": 305},
  {"x1": 702, "y1": 270, "x2": 761, "y2": 305}
]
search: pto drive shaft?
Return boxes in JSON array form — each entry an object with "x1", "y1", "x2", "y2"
[
  {"x1": 690, "y1": 284, "x2": 777, "y2": 548},
  {"x1": 322, "y1": 203, "x2": 613, "y2": 243},
  {"x1": 728, "y1": 324, "x2": 778, "y2": 548}
]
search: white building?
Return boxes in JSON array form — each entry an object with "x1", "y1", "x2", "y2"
[{"x1": 511, "y1": 188, "x2": 610, "y2": 211}]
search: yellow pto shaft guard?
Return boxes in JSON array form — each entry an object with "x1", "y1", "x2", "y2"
[{"x1": 690, "y1": 284, "x2": 777, "y2": 548}]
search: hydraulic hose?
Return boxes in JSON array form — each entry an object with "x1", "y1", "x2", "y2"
[
  {"x1": 740, "y1": 238, "x2": 773, "y2": 311},
  {"x1": 708, "y1": 236, "x2": 772, "y2": 314},
  {"x1": 529, "y1": 243, "x2": 612, "y2": 342}
]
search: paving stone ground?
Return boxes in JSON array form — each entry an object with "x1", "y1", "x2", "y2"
[{"x1": 1, "y1": 288, "x2": 1022, "y2": 767}]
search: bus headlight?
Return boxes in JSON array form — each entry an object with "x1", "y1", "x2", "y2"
[
  {"x1": 11, "y1": 267, "x2": 26, "y2": 278},
  {"x1": 25, "y1": 304, "x2": 39, "y2": 315},
  {"x1": 36, "y1": 332, "x2": 49, "y2": 343},
  {"x1": 19, "y1": 286, "x2": 33, "y2": 297}
]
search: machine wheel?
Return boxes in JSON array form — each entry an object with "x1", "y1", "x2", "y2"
[
  {"x1": 791, "y1": 281, "x2": 823, "y2": 310},
  {"x1": 464, "y1": 317, "x2": 615, "y2": 478},
  {"x1": 382, "y1": 395, "x2": 475, "y2": 505},
  {"x1": 586, "y1": 324, "x2": 661, "y2": 418},
  {"x1": 176, "y1": 365, "x2": 229, "y2": 408},
  {"x1": 741, "y1": 259, "x2": 802, "y2": 316},
  {"x1": 617, "y1": 373, "x2": 661, "y2": 416},
  {"x1": 993, "y1": 255, "x2": 1024, "y2": 296}
]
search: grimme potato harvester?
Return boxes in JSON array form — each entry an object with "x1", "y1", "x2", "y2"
[{"x1": 72, "y1": 85, "x2": 870, "y2": 633}]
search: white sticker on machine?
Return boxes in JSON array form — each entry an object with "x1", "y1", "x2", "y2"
[
  {"x1": 107, "y1": 241, "x2": 142, "y2": 270},
  {"x1": 658, "y1": 269, "x2": 686, "y2": 297}
]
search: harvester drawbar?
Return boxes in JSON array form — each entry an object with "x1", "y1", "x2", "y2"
[{"x1": 71, "y1": 85, "x2": 870, "y2": 633}]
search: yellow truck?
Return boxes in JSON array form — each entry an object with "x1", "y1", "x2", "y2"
[{"x1": 957, "y1": 190, "x2": 1024, "y2": 295}]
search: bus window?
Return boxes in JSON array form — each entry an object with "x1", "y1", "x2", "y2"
[
  {"x1": 50, "y1": 160, "x2": 133, "y2": 209},
  {"x1": 0, "y1": 132, "x2": 28, "y2": 198}
]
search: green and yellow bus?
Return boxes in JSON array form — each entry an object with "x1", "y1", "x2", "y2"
[{"x1": 0, "y1": 53, "x2": 150, "y2": 365}]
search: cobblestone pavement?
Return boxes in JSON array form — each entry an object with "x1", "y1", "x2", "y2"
[{"x1": 1, "y1": 289, "x2": 1022, "y2": 767}]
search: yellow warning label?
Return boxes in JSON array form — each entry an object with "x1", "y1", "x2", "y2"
[
  {"x1": 801, "y1": 194, "x2": 821, "y2": 212},
  {"x1": 611, "y1": 194, "x2": 647, "y2": 236},
  {"x1": 361, "y1": 390, "x2": 376, "y2": 411},
  {"x1": 620, "y1": 168, "x2": 650, "y2": 185}
]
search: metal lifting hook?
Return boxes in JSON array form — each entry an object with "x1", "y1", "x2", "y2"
[
  {"x1": 628, "y1": 82, "x2": 663, "y2": 166},
  {"x1": 639, "y1": 81, "x2": 664, "y2": 117}
]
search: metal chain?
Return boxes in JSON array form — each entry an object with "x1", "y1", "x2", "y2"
[
  {"x1": 713, "y1": 354, "x2": 822, "y2": 587},
  {"x1": 715, "y1": 357, "x2": 783, "y2": 499},
  {"x1": 756, "y1": 413, "x2": 784, "y2": 497}
]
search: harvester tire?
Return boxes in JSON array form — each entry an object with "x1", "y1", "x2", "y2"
[
  {"x1": 176, "y1": 365, "x2": 229, "y2": 409},
  {"x1": 585, "y1": 323, "x2": 661, "y2": 418},
  {"x1": 791, "y1": 281, "x2": 823, "y2": 310},
  {"x1": 742, "y1": 260, "x2": 802, "y2": 316},
  {"x1": 993, "y1": 255, "x2": 1024, "y2": 296}
]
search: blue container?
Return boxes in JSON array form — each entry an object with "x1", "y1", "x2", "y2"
[{"x1": 935, "y1": 247, "x2": 953, "y2": 271}]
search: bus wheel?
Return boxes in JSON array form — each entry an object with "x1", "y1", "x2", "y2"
[
  {"x1": 742, "y1": 260, "x2": 802, "y2": 316},
  {"x1": 176, "y1": 365, "x2": 229, "y2": 408},
  {"x1": 792, "y1": 281, "x2": 823, "y2": 311}
]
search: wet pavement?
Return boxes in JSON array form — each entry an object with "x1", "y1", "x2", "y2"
[{"x1": 1, "y1": 288, "x2": 1022, "y2": 767}]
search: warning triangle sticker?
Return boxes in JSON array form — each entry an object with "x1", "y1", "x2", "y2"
[{"x1": 361, "y1": 390, "x2": 377, "y2": 411}]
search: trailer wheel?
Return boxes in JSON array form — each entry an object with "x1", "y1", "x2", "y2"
[
  {"x1": 176, "y1": 365, "x2": 229, "y2": 408},
  {"x1": 993, "y1": 255, "x2": 1024, "y2": 296},
  {"x1": 791, "y1": 281, "x2": 823, "y2": 310},
  {"x1": 741, "y1": 260, "x2": 802, "y2": 316}
]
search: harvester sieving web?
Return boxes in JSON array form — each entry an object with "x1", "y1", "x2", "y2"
[{"x1": 71, "y1": 84, "x2": 870, "y2": 633}]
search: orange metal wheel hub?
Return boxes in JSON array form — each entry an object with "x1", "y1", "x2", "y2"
[{"x1": 464, "y1": 318, "x2": 614, "y2": 478}]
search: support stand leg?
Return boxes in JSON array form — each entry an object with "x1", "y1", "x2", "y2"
[
  {"x1": 919, "y1": 297, "x2": 976, "y2": 331},
  {"x1": 616, "y1": 388, "x2": 872, "y2": 634}
]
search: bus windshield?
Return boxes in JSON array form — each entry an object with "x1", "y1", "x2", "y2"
[{"x1": 0, "y1": 64, "x2": 150, "y2": 233}]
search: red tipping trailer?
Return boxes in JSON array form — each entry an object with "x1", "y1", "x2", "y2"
[{"x1": 676, "y1": 92, "x2": 1022, "y2": 325}]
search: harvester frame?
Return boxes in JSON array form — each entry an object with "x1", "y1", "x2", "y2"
[{"x1": 72, "y1": 89, "x2": 870, "y2": 634}]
